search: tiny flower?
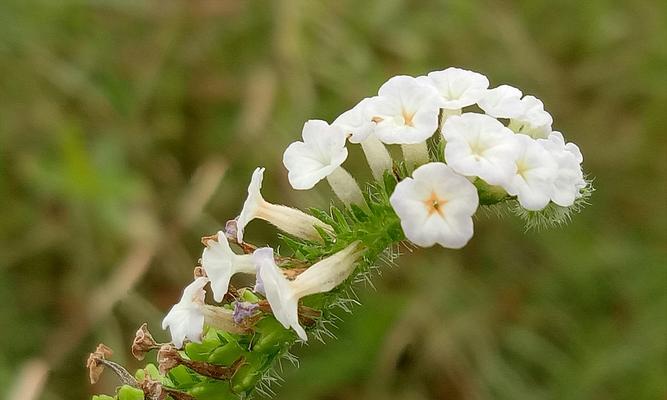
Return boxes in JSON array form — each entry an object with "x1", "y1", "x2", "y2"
[
  {"x1": 390, "y1": 162, "x2": 479, "y2": 248},
  {"x1": 417, "y1": 67, "x2": 489, "y2": 111},
  {"x1": 236, "y1": 167, "x2": 334, "y2": 242},
  {"x1": 442, "y1": 113, "x2": 520, "y2": 186},
  {"x1": 86, "y1": 344, "x2": 113, "y2": 384},
  {"x1": 368, "y1": 75, "x2": 441, "y2": 144},
  {"x1": 161, "y1": 277, "x2": 209, "y2": 348},
  {"x1": 283, "y1": 121, "x2": 365, "y2": 205},
  {"x1": 501, "y1": 134, "x2": 559, "y2": 211},
  {"x1": 508, "y1": 95, "x2": 553, "y2": 139},
  {"x1": 538, "y1": 131, "x2": 586, "y2": 207},
  {"x1": 333, "y1": 98, "x2": 393, "y2": 180},
  {"x1": 232, "y1": 301, "x2": 259, "y2": 324},
  {"x1": 202, "y1": 231, "x2": 255, "y2": 302},
  {"x1": 253, "y1": 242, "x2": 363, "y2": 341},
  {"x1": 477, "y1": 84, "x2": 524, "y2": 119}
]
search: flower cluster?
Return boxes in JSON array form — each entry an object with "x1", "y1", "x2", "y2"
[{"x1": 89, "y1": 67, "x2": 590, "y2": 400}]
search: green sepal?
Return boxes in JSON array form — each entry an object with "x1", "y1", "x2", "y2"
[
  {"x1": 185, "y1": 336, "x2": 222, "y2": 361},
  {"x1": 168, "y1": 365, "x2": 199, "y2": 388}
]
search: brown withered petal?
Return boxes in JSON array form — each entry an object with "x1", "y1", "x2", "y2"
[
  {"x1": 157, "y1": 344, "x2": 181, "y2": 374},
  {"x1": 86, "y1": 343, "x2": 113, "y2": 384},
  {"x1": 131, "y1": 323, "x2": 159, "y2": 361}
]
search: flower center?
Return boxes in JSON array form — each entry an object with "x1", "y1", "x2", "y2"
[
  {"x1": 423, "y1": 191, "x2": 446, "y2": 217},
  {"x1": 401, "y1": 109, "x2": 415, "y2": 127},
  {"x1": 516, "y1": 160, "x2": 529, "y2": 179}
]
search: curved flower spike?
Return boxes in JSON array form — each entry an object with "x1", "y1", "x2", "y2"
[
  {"x1": 417, "y1": 67, "x2": 489, "y2": 112},
  {"x1": 202, "y1": 231, "x2": 256, "y2": 302},
  {"x1": 162, "y1": 277, "x2": 209, "y2": 348},
  {"x1": 501, "y1": 134, "x2": 558, "y2": 211},
  {"x1": 477, "y1": 84, "x2": 524, "y2": 119},
  {"x1": 538, "y1": 132, "x2": 586, "y2": 207},
  {"x1": 508, "y1": 95, "x2": 553, "y2": 139},
  {"x1": 333, "y1": 98, "x2": 393, "y2": 180},
  {"x1": 390, "y1": 162, "x2": 479, "y2": 248},
  {"x1": 253, "y1": 242, "x2": 363, "y2": 341},
  {"x1": 442, "y1": 113, "x2": 519, "y2": 186},
  {"x1": 237, "y1": 167, "x2": 333, "y2": 242},
  {"x1": 283, "y1": 120, "x2": 365, "y2": 205}
]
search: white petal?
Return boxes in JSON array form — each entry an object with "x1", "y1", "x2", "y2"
[
  {"x1": 333, "y1": 97, "x2": 377, "y2": 143},
  {"x1": 161, "y1": 277, "x2": 209, "y2": 348},
  {"x1": 283, "y1": 120, "x2": 348, "y2": 190},
  {"x1": 418, "y1": 67, "x2": 489, "y2": 110},
  {"x1": 478, "y1": 85, "x2": 524, "y2": 118},
  {"x1": 442, "y1": 113, "x2": 519, "y2": 186},
  {"x1": 253, "y1": 248, "x2": 307, "y2": 341},
  {"x1": 503, "y1": 135, "x2": 558, "y2": 210},
  {"x1": 202, "y1": 231, "x2": 255, "y2": 302},
  {"x1": 370, "y1": 75, "x2": 440, "y2": 144},
  {"x1": 390, "y1": 162, "x2": 478, "y2": 249},
  {"x1": 508, "y1": 95, "x2": 553, "y2": 139},
  {"x1": 237, "y1": 167, "x2": 266, "y2": 242}
]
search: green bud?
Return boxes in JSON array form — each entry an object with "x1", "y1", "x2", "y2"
[
  {"x1": 208, "y1": 341, "x2": 244, "y2": 366},
  {"x1": 239, "y1": 288, "x2": 260, "y2": 303},
  {"x1": 189, "y1": 381, "x2": 235, "y2": 400},
  {"x1": 116, "y1": 385, "x2": 144, "y2": 400},
  {"x1": 92, "y1": 395, "x2": 115, "y2": 400},
  {"x1": 230, "y1": 364, "x2": 262, "y2": 395},
  {"x1": 253, "y1": 317, "x2": 294, "y2": 352},
  {"x1": 144, "y1": 363, "x2": 161, "y2": 381}
]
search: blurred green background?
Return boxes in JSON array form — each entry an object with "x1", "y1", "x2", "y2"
[{"x1": 0, "y1": 1, "x2": 665, "y2": 399}]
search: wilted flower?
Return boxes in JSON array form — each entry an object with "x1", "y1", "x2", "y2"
[
  {"x1": 442, "y1": 113, "x2": 519, "y2": 186},
  {"x1": 237, "y1": 167, "x2": 333, "y2": 242},
  {"x1": 389, "y1": 162, "x2": 479, "y2": 248},
  {"x1": 253, "y1": 242, "x2": 363, "y2": 341},
  {"x1": 202, "y1": 231, "x2": 255, "y2": 302},
  {"x1": 501, "y1": 134, "x2": 558, "y2": 211}
]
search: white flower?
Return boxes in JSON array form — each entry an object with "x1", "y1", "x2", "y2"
[
  {"x1": 237, "y1": 167, "x2": 333, "y2": 242},
  {"x1": 389, "y1": 162, "x2": 479, "y2": 248},
  {"x1": 333, "y1": 97, "x2": 376, "y2": 143},
  {"x1": 201, "y1": 231, "x2": 256, "y2": 302},
  {"x1": 508, "y1": 95, "x2": 553, "y2": 139},
  {"x1": 538, "y1": 131, "x2": 586, "y2": 207},
  {"x1": 162, "y1": 277, "x2": 209, "y2": 348},
  {"x1": 368, "y1": 75, "x2": 441, "y2": 144},
  {"x1": 417, "y1": 67, "x2": 489, "y2": 111},
  {"x1": 283, "y1": 120, "x2": 365, "y2": 205},
  {"x1": 502, "y1": 134, "x2": 558, "y2": 211},
  {"x1": 333, "y1": 98, "x2": 393, "y2": 180},
  {"x1": 253, "y1": 242, "x2": 363, "y2": 341},
  {"x1": 477, "y1": 85, "x2": 524, "y2": 119},
  {"x1": 283, "y1": 119, "x2": 348, "y2": 190},
  {"x1": 442, "y1": 113, "x2": 519, "y2": 186}
]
